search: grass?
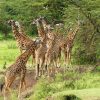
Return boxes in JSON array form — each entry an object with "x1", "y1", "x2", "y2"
[
  {"x1": 1, "y1": 71, "x2": 100, "y2": 100},
  {"x1": 0, "y1": 40, "x2": 20, "y2": 69},
  {"x1": 0, "y1": 37, "x2": 35, "y2": 69},
  {"x1": 52, "y1": 88, "x2": 100, "y2": 100},
  {"x1": 27, "y1": 71, "x2": 100, "y2": 100}
]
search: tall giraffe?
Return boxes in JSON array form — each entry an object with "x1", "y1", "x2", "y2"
[
  {"x1": 44, "y1": 30, "x2": 61, "y2": 76},
  {"x1": 8, "y1": 20, "x2": 35, "y2": 65},
  {"x1": 63, "y1": 23, "x2": 80, "y2": 65},
  {"x1": 3, "y1": 42, "x2": 36, "y2": 99},
  {"x1": 31, "y1": 18, "x2": 48, "y2": 79}
]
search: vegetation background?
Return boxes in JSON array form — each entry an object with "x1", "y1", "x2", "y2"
[{"x1": 0, "y1": 0, "x2": 100, "y2": 100}]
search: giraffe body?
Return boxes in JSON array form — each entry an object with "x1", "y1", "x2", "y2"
[
  {"x1": 45, "y1": 31, "x2": 61, "y2": 76},
  {"x1": 32, "y1": 18, "x2": 47, "y2": 78},
  {"x1": 3, "y1": 42, "x2": 35, "y2": 99}
]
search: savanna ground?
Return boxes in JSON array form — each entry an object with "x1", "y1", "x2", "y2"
[{"x1": 0, "y1": 34, "x2": 100, "y2": 100}]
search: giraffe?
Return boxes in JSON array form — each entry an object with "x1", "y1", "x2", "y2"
[
  {"x1": 31, "y1": 18, "x2": 47, "y2": 79},
  {"x1": 3, "y1": 42, "x2": 36, "y2": 99},
  {"x1": 62, "y1": 24, "x2": 80, "y2": 66},
  {"x1": 44, "y1": 30, "x2": 61, "y2": 77},
  {"x1": 8, "y1": 20, "x2": 35, "y2": 65}
]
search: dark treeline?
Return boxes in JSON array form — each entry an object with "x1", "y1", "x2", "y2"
[{"x1": 0, "y1": 0, "x2": 100, "y2": 64}]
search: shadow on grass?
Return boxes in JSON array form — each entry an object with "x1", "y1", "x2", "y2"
[{"x1": 63, "y1": 94, "x2": 81, "y2": 100}]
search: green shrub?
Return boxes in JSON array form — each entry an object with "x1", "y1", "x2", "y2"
[{"x1": 30, "y1": 78, "x2": 52, "y2": 100}]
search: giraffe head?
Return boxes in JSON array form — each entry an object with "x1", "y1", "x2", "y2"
[
  {"x1": 8, "y1": 20, "x2": 15, "y2": 26},
  {"x1": 39, "y1": 17, "x2": 54, "y2": 31},
  {"x1": 8, "y1": 20, "x2": 19, "y2": 28},
  {"x1": 31, "y1": 17, "x2": 41, "y2": 25}
]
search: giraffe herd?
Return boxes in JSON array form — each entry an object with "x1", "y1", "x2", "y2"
[{"x1": 2, "y1": 17, "x2": 80, "y2": 99}]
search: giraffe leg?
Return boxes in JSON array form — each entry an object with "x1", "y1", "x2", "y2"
[
  {"x1": 45, "y1": 62, "x2": 50, "y2": 77},
  {"x1": 53, "y1": 60, "x2": 57, "y2": 74},
  {"x1": 35, "y1": 64, "x2": 39, "y2": 79},
  {"x1": 57, "y1": 48, "x2": 61, "y2": 68},
  {"x1": 35, "y1": 55, "x2": 39, "y2": 79},
  {"x1": 3, "y1": 76, "x2": 15, "y2": 100},
  {"x1": 64, "y1": 51, "x2": 68, "y2": 72},
  {"x1": 68, "y1": 52, "x2": 71, "y2": 65},
  {"x1": 18, "y1": 81, "x2": 22, "y2": 99},
  {"x1": 45, "y1": 64, "x2": 48, "y2": 76},
  {"x1": 67, "y1": 52, "x2": 69, "y2": 67},
  {"x1": 47, "y1": 62, "x2": 51, "y2": 77},
  {"x1": 64, "y1": 51, "x2": 67, "y2": 67},
  {"x1": 23, "y1": 78, "x2": 26, "y2": 90},
  {"x1": 32, "y1": 54, "x2": 35, "y2": 67},
  {"x1": 4, "y1": 86, "x2": 10, "y2": 100},
  {"x1": 18, "y1": 71, "x2": 26, "y2": 99},
  {"x1": 39, "y1": 58, "x2": 44, "y2": 76}
]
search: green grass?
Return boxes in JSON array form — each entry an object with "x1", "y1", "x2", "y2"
[
  {"x1": 28, "y1": 71, "x2": 100, "y2": 100},
  {"x1": 0, "y1": 40, "x2": 20, "y2": 69},
  {"x1": 0, "y1": 39, "x2": 34, "y2": 69},
  {"x1": 52, "y1": 88, "x2": 100, "y2": 100}
]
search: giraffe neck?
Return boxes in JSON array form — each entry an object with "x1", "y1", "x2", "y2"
[
  {"x1": 67, "y1": 26, "x2": 79, "y2": 41},
  {"x1": 41, "y1": 19, "x2": 48, "y2": 32},
  {"x1": 36, "y1": 21, "x2": 46, "y2": 38},
  {"x1": 16, "y1": 44, "x2": 35, "y2": 64},
  {"x1": 11, "y1": 24, "x2": 22, "y2": 39},
  {"x1": 46, "y1": 32, "x2": 56, "y2": 48},
  {"x1": 70, "y1": 26, "x2": 79, "y2": 40},
  {"x1": 18, "y1": 25, "x2": 24, "y2": 34}
]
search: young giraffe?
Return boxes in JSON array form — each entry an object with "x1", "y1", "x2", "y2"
[
  {"x1": 3, "y1": 42, "x2": 36, "y2": 99},
  {"x1": 8, "y1": 20, "x2": 35, "y2": 65},
  {"x1": 31, "y1": 18, "x2": 48, "y2": 78}
]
